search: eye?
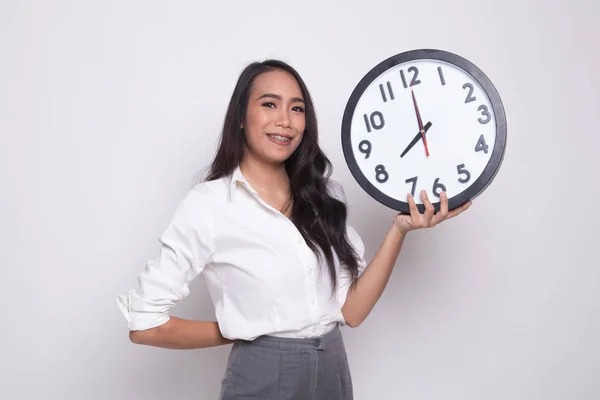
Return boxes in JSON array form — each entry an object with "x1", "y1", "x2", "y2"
[
  {"x1": 292, "y1": 106, "x2": 305, "y2": 113},
  {"x1": 262, "y1": 102, "x2": 276, "y2": 108}
]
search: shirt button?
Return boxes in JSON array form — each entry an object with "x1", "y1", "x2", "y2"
[
  {"x1": 311, "y1": 298, "x2": 316, "y2": 304},
  {"x1": 307, "y1": 268, "x2": 313, "y2": 273},
  {"x1": 312, "y1": 327, "x2": 317, "y2": 333}
]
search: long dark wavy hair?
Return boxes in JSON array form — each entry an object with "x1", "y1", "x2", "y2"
[{"x1": 205, "y1": 59, "x2": 361, "y2": 295}]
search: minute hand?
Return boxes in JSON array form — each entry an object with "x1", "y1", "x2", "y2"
[
  {"x1": 400, "y1": 121, "x2": 433, "y2": 158},
  {"x1": 411, "y1": 86, "x2": 430, "y2": 157}
]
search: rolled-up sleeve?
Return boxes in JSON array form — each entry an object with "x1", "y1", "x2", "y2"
[{"x1": 116, "y1": 189, "x2": 214, "y2": 331}]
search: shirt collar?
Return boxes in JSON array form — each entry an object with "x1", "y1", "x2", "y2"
[{"x1": 229, "y1": 165, "x2": 253, "y2": 201}]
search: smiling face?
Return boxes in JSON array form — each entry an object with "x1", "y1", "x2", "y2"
[{"x1": 242, "y1": 69, "x2": 306, "y2": 166}]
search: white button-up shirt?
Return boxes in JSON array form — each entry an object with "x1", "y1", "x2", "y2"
[{"x1": 117, "y1": 166, "x2": 367, "y2": 340}]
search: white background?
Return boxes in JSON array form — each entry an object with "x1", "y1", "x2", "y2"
[{"x1": 1, "y1": 1, "x2": 598, "y2": 399}]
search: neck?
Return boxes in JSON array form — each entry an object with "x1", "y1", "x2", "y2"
[{"x1": 239, "y1": 155, "x2": 289, "y2": 194}]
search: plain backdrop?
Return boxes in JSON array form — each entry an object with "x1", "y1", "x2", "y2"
[{"x1": 1, "y1": 1, "x2": 599, "y2": 399}]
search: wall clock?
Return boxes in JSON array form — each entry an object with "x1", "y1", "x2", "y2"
[{"x1": 341, "y1": 49, "x2": 507, "y2": 213}]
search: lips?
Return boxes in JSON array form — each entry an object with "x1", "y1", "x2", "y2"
[
  {"x1": 266, "y1": 133, "x2": 293, "y2": 145},
  {"x1": 266, "y1": 133, "x2": 292, "y2": 143},
  {"x1": 267, "y1": 133, "x2": 293, "y2": 140}
]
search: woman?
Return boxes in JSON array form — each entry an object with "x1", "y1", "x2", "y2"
[{"x1": 117, "y1": 59, "x2": 471, "y2": 399}]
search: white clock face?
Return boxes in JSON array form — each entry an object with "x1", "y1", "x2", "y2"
[{"x1": 347, "y1": 58, "x2": 498, "y2": 206}]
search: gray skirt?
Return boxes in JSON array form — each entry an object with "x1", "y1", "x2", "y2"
[{"x1": 219, "y1": 324, "x2": 353, "y2": 400}]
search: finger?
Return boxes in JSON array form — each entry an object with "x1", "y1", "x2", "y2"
[
  {"x1": 433, "y1": 191, "x2": 450, "y2": 224},
  {"x1": 420, "y1": 190, "x2": 435, "y2": 225},
  {"x1": 447, "y1": 200, "x2": 472, "y2": 219},
  {"x1": 407, "y1": 193, "x2": 419, "y2": 219}
]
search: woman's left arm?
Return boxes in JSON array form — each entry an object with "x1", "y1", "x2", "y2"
[{"x1": 341, "y1": 190, "x2": 471, "y2": 327}]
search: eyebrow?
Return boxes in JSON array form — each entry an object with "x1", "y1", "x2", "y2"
[{"x1": 257, "y1": 93, "x2": 305, "y2": 104}]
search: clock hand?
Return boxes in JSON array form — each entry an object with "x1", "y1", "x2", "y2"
[
  {"x1": 410, "y1": 85, "x2": 430, "y2": 157},
  {"x1": 400, "y1": 121, "x2": 432, "y2": 158}
]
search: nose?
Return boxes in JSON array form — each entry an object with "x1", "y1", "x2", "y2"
[{"x1": 275, "y1": 108, "x2": 291, "y2": 128}]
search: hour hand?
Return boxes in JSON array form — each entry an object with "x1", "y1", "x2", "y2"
[{"x1": 400, "y1": 121, "x2": 433, "y2": 158}]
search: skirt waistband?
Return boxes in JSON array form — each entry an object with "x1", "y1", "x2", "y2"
[{"x1": 237, "y1": 324, "x2": 341, "y2": 351}]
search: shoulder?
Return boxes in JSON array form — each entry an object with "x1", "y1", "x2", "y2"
[
  {"x1": 169, "y1": 176, "x2": 231, "y2": 223},
  {"x1": 185, "y1": 176, "x2": 231, "y2": 206}
]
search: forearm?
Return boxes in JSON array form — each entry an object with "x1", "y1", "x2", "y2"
[
  {"x1": 130, "y1": 317, "x2": 234, "y2": 349},
  {"x1": 342, "y1": 221, "x2": 406, "y2": 327}
]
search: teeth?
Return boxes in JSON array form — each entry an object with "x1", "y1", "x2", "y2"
[{"x1": 269, "y1": 134, "x2": 291, "y2": 142}]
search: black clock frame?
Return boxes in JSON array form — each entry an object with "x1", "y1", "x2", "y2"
[{"x1": 341, "y1": 49, "x2": 507, "y2": 214}]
